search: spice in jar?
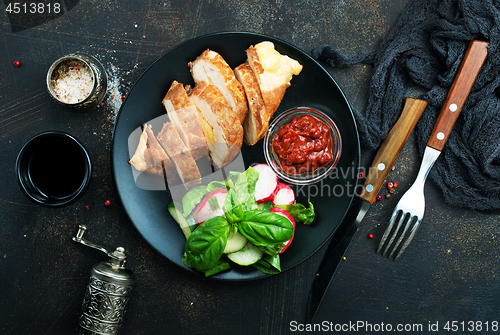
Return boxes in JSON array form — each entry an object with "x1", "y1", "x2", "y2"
[
  {"x1": 272, "y1": 113, "x2": 333, "y2": 175},
  {"x1": 50, "y1": 59, "x2": 94, "y2": 104}
]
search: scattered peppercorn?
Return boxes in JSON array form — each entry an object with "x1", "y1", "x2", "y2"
[
  {"x1": 359, "y1": 172, "x2": 365, "y2": 178},
  {"x1": 368, "y1": 233, "x2": 374, "y2": 239},
  {"x1": 385, "y1": 194, "x2": 391, "y2": 198},
  {"x1": 393, "y1": 181, "x2": 398, "y2": 188},
  {"x1": 121, "y1": 94, "x2": 126, "y2": 100},
  {"x1": 387, "y1": 182, "x2": 394, "y2": 189},
  {"x1": 376, "y1": 194, "x2": 382, "y2": 201},
  {"x1": 14, "y1": 60, "x2": 21, "y2": 67},
  {"x1": 85, "y1": 205, "x2": 90, "y2": 210},
  {"x1": 389, "y1": 188, "x2": 395, "y2": 194},
  {"x1": 146, "y1": 250, "x2": 151, "y2": 255},
  {"x1": 104, "y1": 200, "x2": 111, "y2": 206},
  {"x1": 100, "y1": 102, "x2": 105, "y2": 107}
]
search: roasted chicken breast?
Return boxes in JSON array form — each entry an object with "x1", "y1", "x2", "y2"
[{"x1": 189, "y1": 49, "x2": 248, "y2": 124}]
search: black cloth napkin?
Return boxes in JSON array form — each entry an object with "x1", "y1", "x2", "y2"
[{"x1": 311, "y1": 0, "x2": 500, "y2": 211}]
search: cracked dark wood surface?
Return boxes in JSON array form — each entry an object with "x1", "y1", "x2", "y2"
[{"x1": 1, "y1": 1, "x2": 498, "y2": 334}]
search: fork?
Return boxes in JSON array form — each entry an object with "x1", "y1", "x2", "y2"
[{"x1": 377, "y1": 40, "x2": 489, "y2": 260}]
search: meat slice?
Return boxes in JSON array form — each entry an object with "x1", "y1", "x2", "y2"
[
  {"x1": 128, "y1": 124, "x2": 177, "y2": 178},
  {"x1": 162, "y1": 81, "x2": 208, "y2": 160},
  {"x1": 157, "y1": 122, "x2": 201, "y2": 190},
  {"x1": 246, "y1": 41, "x2": 302, "y2": 116},
  {"x1": 189, "y1": 49, "x2": 248, "y2": 124},
  {"x1": 189, "y1": 81, "x2": 243, "y2": 169},
  {"x1": 234, "y1": 62, "x2": 270, "y2": 146}
]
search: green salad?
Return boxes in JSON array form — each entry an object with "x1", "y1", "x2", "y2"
[{"x1": 167, "y1": 164, "x2": 315, "y2": 277}]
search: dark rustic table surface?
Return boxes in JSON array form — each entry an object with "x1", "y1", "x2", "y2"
[{"x1": 2, "y1": 1, "x2": 499, "y2": 334}]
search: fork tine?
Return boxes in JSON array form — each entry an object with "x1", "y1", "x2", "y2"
[
  {"x1": 382, "y1": 212, "x2": 408, "y2": 256},
  {"x1": 387, "y1": 215, "x2": 416, "y2": 259},
  {"x1": 377, "y1": 210, "x2": 400, "y2": 253},
  {"x1": 394, "y1": 219, "x2": 423, "y2": 260}
]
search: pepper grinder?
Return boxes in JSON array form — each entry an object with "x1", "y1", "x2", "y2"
[{"x1": 73, "y1": 224, "x2": 136, "y2": 335}]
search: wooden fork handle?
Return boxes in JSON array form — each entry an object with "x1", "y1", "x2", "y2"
[
  {"x1": 427, "y1": 40, "x2": 489, "y2": 151},
  {"x1": 359, "y1": 98, "x2": 427, "y2": 204}
]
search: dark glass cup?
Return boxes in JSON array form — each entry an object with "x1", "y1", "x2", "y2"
[{"x1": 16, "y1": 131, "x2": 92, "y2": 207}]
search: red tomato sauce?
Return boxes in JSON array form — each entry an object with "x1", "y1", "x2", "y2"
[{"x1": 272, "y1": 114, "x2": 333, "y2": 175}]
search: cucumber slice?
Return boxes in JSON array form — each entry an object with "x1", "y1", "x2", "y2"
[
  {"x1": 227, "y1": 243, "x2": 263, "y2": 266},
  {"x1": 223, "y1": 230, "x2": 247, "y2": 254},
  {"x1": 167, "y1": 202, "x2": 192, "y2": 239}
]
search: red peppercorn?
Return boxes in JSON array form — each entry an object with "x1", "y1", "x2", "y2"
[
  {"x1": 121, "y1": 94, "x2": 126, "y2": 100},
  {"x1": 146, "y1": 250, "x2": 151, "y2": 255},
  {"x1": 376, "y1": 194, "x2": 382, "y2": 201},
  {"x1": 85, "y1": 205, "x2": 90, "y2": 210},
  {"x1": 14, "y1": 60, "x2": 21, "y2": 67},
  {"x1": 393, "y1": 181, "x2": 398, "y2": 188},
  {"x1": 368, "y1": 233, "x2": 374, "y2": 239},
  {"x1": 359, "y1": 172, "x2": 365, "y2": 178},
  {"x1": 387, "y1": 182, "x2": 394, "y2": 189},
  {"x1": 104, "y1": 200, "x2": 111, "y2": 207}
]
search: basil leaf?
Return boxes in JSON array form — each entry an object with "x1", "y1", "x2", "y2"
[
  {"x1": 252, "y1": 262, "x2": 280, "y2": 275},
  {"x1": 257, "y1": 243, "x2": 284, "y2": 256},
  {"x1": 253, "y1": 254, "x2": 281, "y2": 275},
  {"x1": 238, "y1": 210, "x2": 293, "y2": 246},
  {"x1": 183, "y1": 216, "x2": 230, "y2": 272},
  {"x1": 276, "y1": 200, "x2": 315, "y2": 225},
  {"x1": 204, "y1": 257, "x2": 232, "y2": 277},
  {"x1": 262, "y1": 253, "x2": 281, "y2": 271},
  {"x1": 265, "y1": 253, "x2": 281, "y2": 271}
]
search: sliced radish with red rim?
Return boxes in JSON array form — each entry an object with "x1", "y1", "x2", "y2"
[
  {"x1": 271, "y1": 182, "x2": 295, "y2": 205},
  {"x1": 252, "y1": 163, "x2": 278, "y2": 203}
]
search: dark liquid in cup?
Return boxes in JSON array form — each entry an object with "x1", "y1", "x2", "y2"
[{"x1": 28, "y1": 137, "x2": 86, "y2": 199}]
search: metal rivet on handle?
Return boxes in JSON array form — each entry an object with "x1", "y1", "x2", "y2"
[
  {"x1": 437, "y1": 132, "x2": 445, "y2": 140},
  {"x1": 377, "y1": 163, "x2": 385, "y2": 171},
  {"x1": 366, "y1": 184, "x2": 374, "y2": 192},
  {"x1": 449, "y1": 104, "x2": 458, "y2": 112}
]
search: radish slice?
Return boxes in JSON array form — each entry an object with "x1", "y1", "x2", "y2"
[
  {"x1": 270, "y1": 207, "x2": 295, "y2": 254},
  {"x1": 191, "y1": 189, "x2": 228, "y2": 225},
  {"x1": 252, "y1": 163, "x2": 278, "y2": 203},
  {"x1": 271, "y1": 182, "x2": 295, "y2": 205}
]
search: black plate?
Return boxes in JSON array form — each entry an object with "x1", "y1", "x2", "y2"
[{"x1": 111, "y1": 32, "x2": 360, "y2": 280}]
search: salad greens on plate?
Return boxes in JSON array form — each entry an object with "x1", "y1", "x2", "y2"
[{"x1": 167, "y1": 164, "x2": 315, "y2": 277}]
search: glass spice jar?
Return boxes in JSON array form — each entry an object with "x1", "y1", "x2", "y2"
[{"x1": 47, "y1": 52, "x2": 107, "y2": 111}]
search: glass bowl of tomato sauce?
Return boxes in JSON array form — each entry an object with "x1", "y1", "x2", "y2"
[{"x1": 264, "y1": 107, "x2": 342, "y2": 185}]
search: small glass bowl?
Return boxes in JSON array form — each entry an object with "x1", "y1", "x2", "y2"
[
  {"x1": 16, "y1": 131, "x2": 92, "y2": 207},
  {"x1": 47, "y1": 52, "x2": 107, "y2": 111},
  {"x1": 263, "y1": 107, "x2": 342, "y2": 185}
]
